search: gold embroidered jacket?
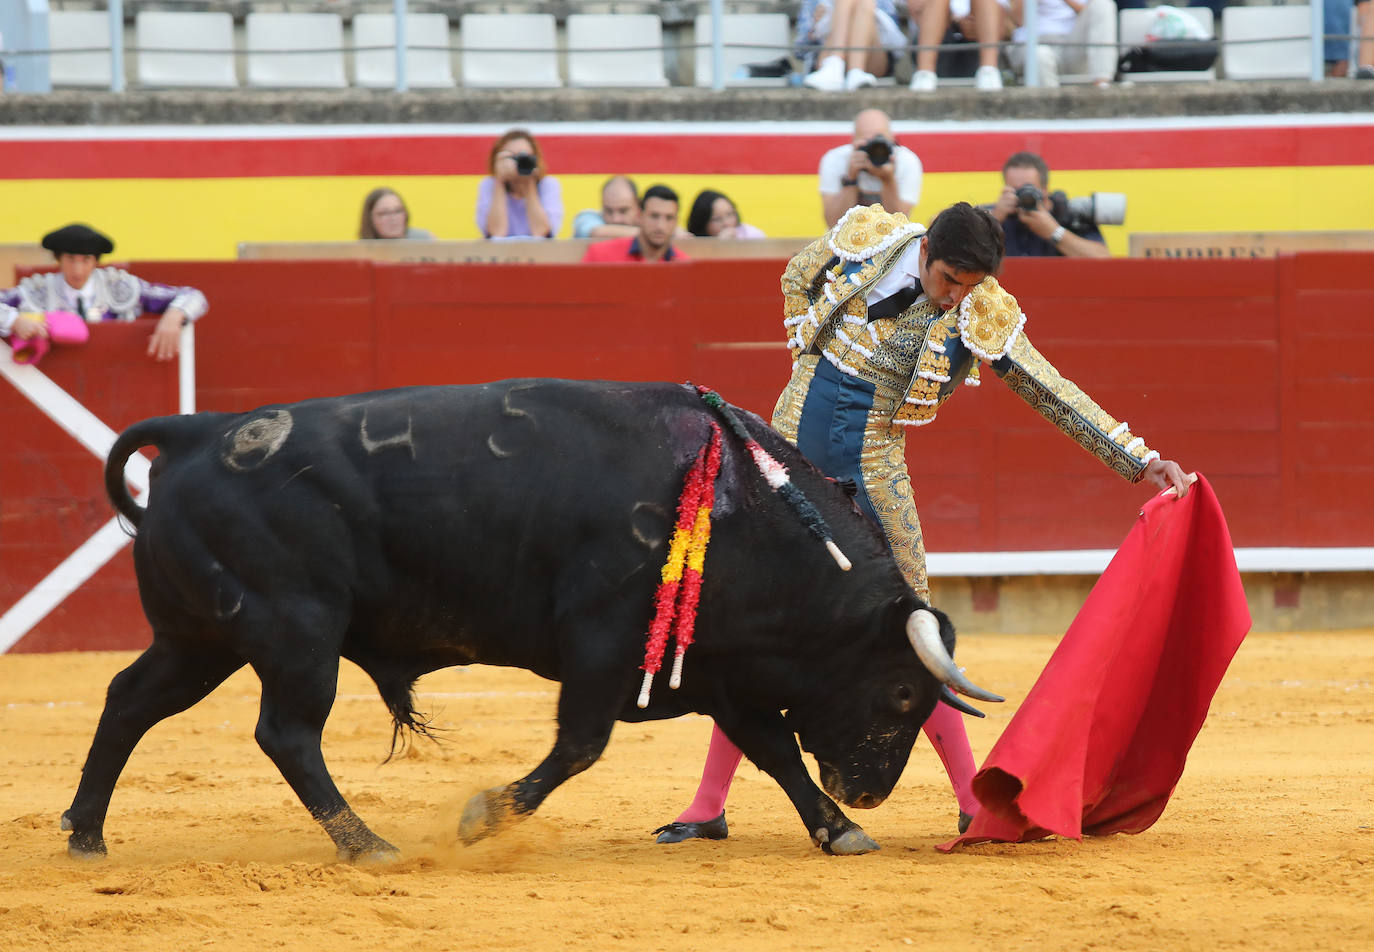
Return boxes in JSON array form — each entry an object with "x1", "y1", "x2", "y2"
[{"x1": 782, "y1": 205, "x2": 1159, "y2": 482}]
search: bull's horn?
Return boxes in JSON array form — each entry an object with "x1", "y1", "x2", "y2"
[
  {"x1": 906, "y1": 610, "x2": 1004, "y2": 703},
  {"x1": 939, "y1": 686, "x2": 986, "y2": 718}
]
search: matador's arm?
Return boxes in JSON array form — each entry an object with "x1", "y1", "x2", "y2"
[{"x1": 991, "y1": 333, "x2": 1159, "y2": 482}]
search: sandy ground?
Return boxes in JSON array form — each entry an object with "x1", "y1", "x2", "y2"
[{"x1": 1, "y1": 631, "x2": 1371, "y2": 952}]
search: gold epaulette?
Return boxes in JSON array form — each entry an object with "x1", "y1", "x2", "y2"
[
  {"x1": 827, "y1": 204, "x2": 924, "y2": 263},
  {"x1": 956, "y1": 276, "x2": 1025, "y2": 361}
]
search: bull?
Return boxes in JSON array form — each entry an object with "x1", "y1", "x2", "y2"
[{"x1": 63, "y1": 380, "x2": 998, "y2": 860}]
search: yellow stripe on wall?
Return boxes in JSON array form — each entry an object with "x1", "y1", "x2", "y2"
[{"x1": 1, "y1": 166, "x2": 1370, "y2": 261}]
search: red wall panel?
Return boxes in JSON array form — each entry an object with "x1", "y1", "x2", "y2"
[{"x1": 4, "y1": 252, "x2": 1372, "y2": 652}]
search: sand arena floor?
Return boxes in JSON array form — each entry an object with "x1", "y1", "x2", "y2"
[{"x1": 1, "y1": 631, "x2": 1370, "y2": 952}]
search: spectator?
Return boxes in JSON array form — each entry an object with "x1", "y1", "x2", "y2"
[
  {"x1": 571, "y1": 176, "x2": 642, "y2": 240},
  {"x1": 797, "y1": 0, "x2": 909, "y2": 90},
  {"x1": 989, "y1": 152, "x2": 1110, "y2": 258},
  {"x1": 581, "y1": 185, "x2": 690, "y2": 263},
  {"x1": 1005, "y1": 0, "x2": 1118, "y2": 87},
  {"x1": 358, "y1": 187, "x2": 434, "y2": 240},
  {"x1": 685, "y1": 190, "x2": 768, "y2": 239},
  {"x1": 1326, "y1": 0, "x2": 1354, "y2": 75},
  {"x1": 910, "y1": 0, "x2": 1008, "y2": 91},
  {"x1": 1, "y1": 224, "x2": 207, "y2": 362},
  {"x1": 818, "y1": 108, "x2": 923, "y2": 228},
  {"x1": 476, "y1": 128, "x2": 563, "y2": 239},
  {"x1": 1355, "y1": 0, "x2": 1373, "y2": 77}
]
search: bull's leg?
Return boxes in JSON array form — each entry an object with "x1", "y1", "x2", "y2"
[
  {"x1": 722, "y1": 713, "x2": 879, "y2": 855},
  {"x1": 459, "y1": 670, "x2": 621, "y2": 845},
  {"x1": 252, "y1": 655, "x2": 399, "y2": 863},
  {"x1": 63, "y1": 637, "x2": 245, "y2": 859}
]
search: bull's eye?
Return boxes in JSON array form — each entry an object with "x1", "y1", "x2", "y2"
[{"x1": 888, "y1": 682, "x2": 916, "y2": 714}]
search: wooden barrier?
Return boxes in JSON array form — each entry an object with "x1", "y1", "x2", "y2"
[
  {"x1": 3, "y1": 253, "x2": 1372, "y2": 651},
  {"x1": 0, "y1": 244, "x2": 56, "y2": 288},
  {"x1": 236, "y1": 238, "x2": 811, "y2": 264}
]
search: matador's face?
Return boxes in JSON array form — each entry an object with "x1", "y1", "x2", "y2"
[{"x1": 917, "y1": 243, "x2": 985, "y2": 311}]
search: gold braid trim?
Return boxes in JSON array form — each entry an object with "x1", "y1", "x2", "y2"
[
  {"x1": 957, "y1": 276, "x2": 1025, "y2": 361},
  {"x1": 998, "y1": 334, "x2": 1159, "y2": 482}
]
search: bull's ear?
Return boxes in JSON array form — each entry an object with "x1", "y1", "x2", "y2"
[{"x1": 886, "y1": 681, "x2": 918, "y2": 715}]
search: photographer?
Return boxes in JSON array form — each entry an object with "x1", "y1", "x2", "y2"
[
  {"x1": 990, "y1": 152, "x2": 1112, "y2": 258},
  {"x1": 819, "y1": 109, "x2": 923, "y2": 227},
  {"x1": 477, "y1": 128, "x2": 564, "y2": 240}
]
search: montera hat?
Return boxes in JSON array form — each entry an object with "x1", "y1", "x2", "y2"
[{"x1": 41, "y1": 224, "x2": 115, "y2": 257}]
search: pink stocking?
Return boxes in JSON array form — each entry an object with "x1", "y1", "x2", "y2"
[
  {"x1": 676, "y1": 722, "x2": 744, "y2": 822},
  {"x1": 922, "y1": 702, "x2": 980, "y2": 816}
]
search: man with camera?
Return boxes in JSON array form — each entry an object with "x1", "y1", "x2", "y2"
[
  {"x1": 819, "y1": 109, "x2": 923, "y2": 228},
  {"x1": 990, "y1": 152, "x2": 1115, "y2": 258}
]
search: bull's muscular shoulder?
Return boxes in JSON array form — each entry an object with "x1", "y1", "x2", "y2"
[{"x1": 827, "y1": 205, "x2": 924, "y2": 264}]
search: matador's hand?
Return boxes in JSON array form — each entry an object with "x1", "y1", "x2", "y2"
[{"x1": 1142, "y1": 458, "x2": 1196, "y2": 498}]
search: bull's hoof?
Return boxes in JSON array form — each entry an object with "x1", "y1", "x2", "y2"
[
  {"x1": 60, "y1": 810, "x2": 73, "y2": 831},
  {"x1": 958, "y1": 811, "x2": 974, "y2": 834},
  {"x1": 338, "y1": 840, "x2": 401, "y2": 865},
  {"x1": 66, "y1": 833, "x2": 109, "y2": 860},
  {"x1": 458, "y1": 786, "x2": 519, "y2": 845},
  {"x1": 822, "y1": 828, "x2": 880, "y2": 856},
  {"x1": 652, "y1": 812, "x2": 728, "y2": 844}
]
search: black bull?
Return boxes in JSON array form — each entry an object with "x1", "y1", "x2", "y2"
[{"x1": 64, "y1": 380, "x2": 998, "y2": 860}]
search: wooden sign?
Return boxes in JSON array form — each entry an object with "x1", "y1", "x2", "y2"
[{"x1": 1130, "y1": 231, "x2": 1374, "y2": 259}]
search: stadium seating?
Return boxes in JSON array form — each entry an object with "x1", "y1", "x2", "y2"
[
  {"x1": 135, "y1": 11, "x2": 238, "y2": 89},
  {"x1": 693, "y1": 13, "x2": 793, "y2": 87},
  {"x1": 1118, "y1": 5, "x2": 1217, "y2": 83},
  {"x1": 1221, "y1": 4, "x2": 1312, "y2": 80},
  {"x1": 566, "y1": 14, "x2": 668, "y2": 87},
  {"x1": 459, "y1": 14, "x2": 562, "y2": 88},
  {"x1": 244, "y1": 12, "x2": 347, "y2": 89},
  {"x1": 48, "y1": 10, "x2": 113, "y2": 88},
  {"x1": 353, "y1": 12, "x2": 456, "y2": 89}
]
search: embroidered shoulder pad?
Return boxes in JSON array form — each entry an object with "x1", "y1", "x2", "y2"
[
  {"x1": 827, "y1": 204, "x2": 924, "y2": 263},
  {"x1": 957, "y1": 276, "x2": 1026, "y2": 361}
]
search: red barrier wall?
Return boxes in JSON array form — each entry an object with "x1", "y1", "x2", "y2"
[{"x1": 4, "y1": 253, "x2": 1372, "y2": 652}]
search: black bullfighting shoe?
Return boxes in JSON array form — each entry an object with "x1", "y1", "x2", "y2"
[{"x1": 652, "y1": 812, "x2": 729, "y2": 844}]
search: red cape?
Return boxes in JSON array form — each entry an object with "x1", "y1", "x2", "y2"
[{"x1": 938, "y1": 475, "x2": 1250, "y2": 852}]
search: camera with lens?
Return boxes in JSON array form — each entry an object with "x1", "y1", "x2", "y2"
[
  {"x1": 1015, "y1": 184, "x2": 1043, "y2": 211},
  {"x1": 513, "y1": 152, "x2": 538, "y2": 176},
  {"x1": 1048, "y1": 191, "x2": 1127, "y2": 231},
  {"x1": 859, "y1": 135, "x2": 894, "y2": 167}
]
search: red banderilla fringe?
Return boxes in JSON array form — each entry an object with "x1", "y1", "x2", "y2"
[{"x1": 637, "y1": 421, "x2": 723, "y2": 709}]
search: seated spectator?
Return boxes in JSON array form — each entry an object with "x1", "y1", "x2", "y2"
[
  {"x1": 572, "y1": 176, "x2": 642, "y2": 240},
  {"x1": 359, "y1": 187, "x2": 434, "y2": 240},
  {"x1": 989, "y1": 151, "x2": 1110, "y2": 258},
  {"x1": 818, "y1": 108, "x2": 923, "y2": 227},
  {"x1": 1356, "y1": 0, "x2": 1373, "y2": 78},
  {"x1": 582, "y1": 185, "x2": 690, "y2": 263},
  {"x1": 0, "y1": 224, "x2": 207, "y2": 362},
  {"x1": 477, "y1": 128, "x2": 563, "y2": 239},
  {"x1": 797, "y1": 0, "x2": 909, "y2": 91},
  {"x1": 910, "y1": 0, "x2": 1008, "y2": 91},
  {"x1": 1006, "y1": 0, "x2": 1118, "y2": 87},
  {"x1": 685, "y1": 190, "x2": 767, "y2": 239}
]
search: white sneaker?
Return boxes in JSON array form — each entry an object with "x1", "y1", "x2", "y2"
[
  {"x1": 803, "y1": 56, "x2": 846, "y2": 92},
  {"x1": 909, "y1": 69, "x2": 938, "y2": 92},
  {"x1": 845, "y1": 68, "x2": 877, "y2": 91},
  {"x1": 974, "y1": 65, "x2": 1003, "y2": 91}
]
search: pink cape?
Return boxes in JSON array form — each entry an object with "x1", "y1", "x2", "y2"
[
  {"x1": 938, "y1": 475, "x2": 1250, "y2": 852},
  {"x1": 10, "y1": 310, "x2": 89, "y2": 366}
]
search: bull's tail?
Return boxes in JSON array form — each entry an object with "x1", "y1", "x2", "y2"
[{"x1": 104, "y1": 413, "x2": 227, "y2": 529}]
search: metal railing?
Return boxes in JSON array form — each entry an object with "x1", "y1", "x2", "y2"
[{"x1": 0, "y1": 0, "x2": 1361, "y2": 94}]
